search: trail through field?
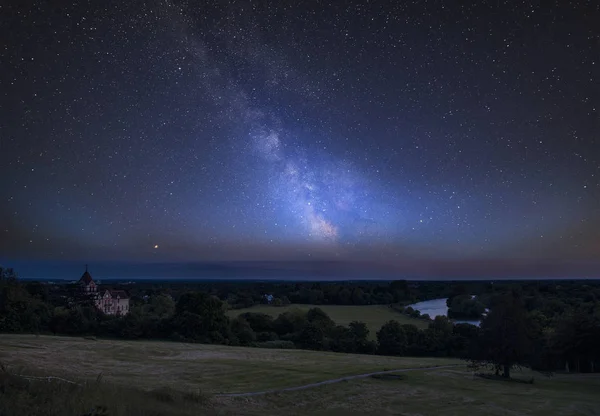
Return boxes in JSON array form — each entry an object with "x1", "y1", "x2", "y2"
[{"x1": 215, "y1": 364, "x2": 461, "y2": 397}]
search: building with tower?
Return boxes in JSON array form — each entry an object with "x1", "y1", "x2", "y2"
[
  {"x1": 78, "y1": 266, "x2": 130, "y2": 315},
  {"x1": 79, "y1": 266, "x2": 97, "y2": 294}
]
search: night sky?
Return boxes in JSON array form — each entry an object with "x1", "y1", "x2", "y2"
[{"x1": 1, "y1": 1, "x2": 599, "y2": 278}]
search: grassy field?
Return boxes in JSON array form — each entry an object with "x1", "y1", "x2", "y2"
[
  {"x1": 229, "y1": 368, "x2": 600, "y2": 416},
  {"x1": 1, "y1": 335, "x2": 599, "y2": 415},
  {"x1": 228, "y1": 304, "x2": 429, "y2": 337},
  {"x1": 0, "y1": 335, "x2": 453, "y2": 393}
]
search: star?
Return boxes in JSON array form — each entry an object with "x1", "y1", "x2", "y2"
[{"x1": 0, "y1": 0, "x2": 597, "y2": 277}]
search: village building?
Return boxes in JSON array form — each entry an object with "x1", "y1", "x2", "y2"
[
  {"x1": 79, "y1": 267, "x2": 97, "y2": 294},
  {"x1": 78, "y1": 266, "x2": 130, "y2": 315}
]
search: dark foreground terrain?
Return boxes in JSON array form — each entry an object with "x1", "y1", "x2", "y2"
[{"x1": 1, "y1": 335, "x2": 599, "y2": 416}]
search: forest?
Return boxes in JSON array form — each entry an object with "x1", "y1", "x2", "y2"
[{"x1": 1, "y1": 266, "x2": 599, "y2": 376}]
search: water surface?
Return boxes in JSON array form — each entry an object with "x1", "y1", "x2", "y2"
[{"x1": 407, "y1": 298, "x2": 481, "y2": 326}]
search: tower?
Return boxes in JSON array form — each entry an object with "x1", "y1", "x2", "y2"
[{"x1": 79, "y1": 265, "x2": 97, "y2": 293}]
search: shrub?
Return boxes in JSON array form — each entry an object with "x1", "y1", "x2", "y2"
[{"x1": 256, "y1": 331, "x2": 279, "y2": 342}]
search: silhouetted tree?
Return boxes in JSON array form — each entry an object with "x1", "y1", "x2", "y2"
[
  {"x1": 230, "y1": 317, "x2": 256, "y2": 346},
  {"x1": 449, "y1": 323, "x2": 480, "y2": 358},
  {"x1": 298, "y1": 322, "x2": 327, "y2": 350},
  {"x1": 348, "y1": 321, "x2": 370, "y2": 353},
  {"x1": 377, "y1": 320, "x2": 407, "y2": 356},
  {"x1": 143, "y1": 294, "x2": 175, "y2": 319},
  {"x1": 172, "y1": 292, "x2": 229, "y2": 342},
  {"x1": 447, "y1": 294, "x2": 485, "y2": 319},
  {"x1": 273, "y1": 309, "x2": 307, "y2": 335},
  {"x1": 469, "y1": 292, "x2": 535, "y2": 377},
  {"x1": 306, "y1": 307, "x2": 335, "y2": 331},
  {"x1": 239, "y1": 312, "x2": 275, "y2": 333},
  {"x1": 402, "y1": 324, "x2": 421, "y2": 355},
  {"x1": 549, "y1": 309, "x2": 600, "y2": 372}
]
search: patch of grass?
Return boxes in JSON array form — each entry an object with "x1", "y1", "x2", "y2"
[
  {"x1": 0, "y1": 365, "x2": 211, "y2": 416},
  {"x1": 228, "y1": 304, "x2": 429, "y2": 338},
  {"x1": 0, "y1": 335, "x2": 458, "y2": 394},
  {"x1": 475, "y1": 372, "x2": 535, "y2": 384},
  {"x1": 251, "y1": 340, "x2": 296, "y2": 349},
  {"x1": 370, "y1": 373, "x2": 405, "y2": 381},
  {"x1": 3, "y1": 335, "x2": 599, "y2": 415},
  {"x1": 219, "y1": 368, "x2": 600, "y2": 416}
]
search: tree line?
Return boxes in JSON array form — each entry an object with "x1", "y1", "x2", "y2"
[{"x1": 1, "y1": 266, "x2": 600, "y2": 376}]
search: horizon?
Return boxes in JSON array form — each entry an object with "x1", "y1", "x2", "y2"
[{"x1": 3, "y1": 259, "x2": 599, "y2": 281}]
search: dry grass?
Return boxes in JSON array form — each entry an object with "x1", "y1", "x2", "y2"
[
  {"x1": 0, "y1": 335, "x2": 457, "y2": 393},
  {"x1": 228, "y1": 304, "x2": 429, "y2": 338},
  {"x1": 0, "y1": 367, "x2": 211, "y2": 416},
  {"x1": 215, "y1": 368, "x2": 600, "y2": 416},
  {"x1": 2, "y1": 335, "x2": 599, "y2": 416}
]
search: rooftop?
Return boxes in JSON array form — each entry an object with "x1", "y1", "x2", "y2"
[{"x1": 79, "y1": 265, "x2": 94, "y2": 285}]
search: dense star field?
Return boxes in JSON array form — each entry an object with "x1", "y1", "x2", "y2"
[{"x1": 1, "y1": 1, "x2": 598, "y2": 276}]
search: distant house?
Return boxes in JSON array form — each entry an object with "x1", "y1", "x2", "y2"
[
  {"x1": 96, "y1": 289, "x2": 130, "y2": 316},
  {"x1": 264, "y1": 294, "x2": 274, "y2": 304},
  {"x1": 78, "y1": 266, "x2": 130, "y2": 315},
  {"x1": 79, "y1": 268, "x2": 97, "y2": 293}
]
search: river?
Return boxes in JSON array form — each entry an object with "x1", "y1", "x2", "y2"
[{"x1": 406, "y1": 298, "x2": 482, "y2": 327}]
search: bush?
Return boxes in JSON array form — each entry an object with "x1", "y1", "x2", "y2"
[
  {"x1": 377, "y1": 321, "x2": 407, "y2": 356},
  {"x1": 230, "y1": 317, "x2": 256, "y2": 346},
  {"x1": 256, "y1": 331, "x2": 279, "y2": 342},
  {"x1": 360, "y1": 340, "x2": 378, "y2": 355},
  {"x1": 238, "y1": 312, "x2": 275, "y2": 332}
]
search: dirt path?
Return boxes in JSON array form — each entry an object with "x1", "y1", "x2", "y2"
[{"x1": 216, "y1": 364, "x2": 461, "y2": 397}]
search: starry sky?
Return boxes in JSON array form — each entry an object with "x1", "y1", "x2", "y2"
[{"x1": 1, "y1": 1, "x2": 599, "y2": 278}]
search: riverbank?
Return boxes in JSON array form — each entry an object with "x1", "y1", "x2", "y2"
[{"x1": 407, "y1": 298, "x2": 481, "y2": 326}]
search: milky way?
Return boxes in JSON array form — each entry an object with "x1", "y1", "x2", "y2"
[
  {"x1": 163, "y1": 3, "x2": 389, "y2": 246},
  {"x1": 247, "y1": 107, "x2": 384, "y2": 244},
  {"x1": 1, "y1": 0, "x2": 599, "y2": 275}
]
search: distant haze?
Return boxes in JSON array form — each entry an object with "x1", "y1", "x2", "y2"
[{"x1": 4, "y1": 259, "x2": 599, "y2": 281}]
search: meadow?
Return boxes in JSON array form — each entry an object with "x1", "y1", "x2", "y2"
[
  {"x1": 1, "y1": 335, "x2": 599, "y2": 415},
  {"x1": 0, "y1": 334, "x2": 452, "y2": 393},
  {"x1": 228, "y1": 303, "x2": 429, "y2": 338}
]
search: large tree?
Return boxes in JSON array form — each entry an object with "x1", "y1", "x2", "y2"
[
  {"x1": 172, "y1": 292, "x2": 229, "y2": 342},
  {"x1": 377, "y1": 320, "x2": 407, "y2": 356},
  {"x1": 447, "y1": 294, "x2": 486, "y2": 320},
  {"x1": 143, "y1": 294, "x2": 175, "y2": 319},
  {"x1": 469, "y1": 292, "x2": 535, "y2": 378},
  {"x1": 549, "y1": 308, "x2": 600, "y2": 372}
]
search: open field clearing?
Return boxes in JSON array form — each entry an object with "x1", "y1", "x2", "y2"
[
  {"x1": 1, "y1": 335, "x2": 599, "y2": 416},
  {"x1": 0, "y1": 335, "x2": 456, "y2": 393},
  {"x1": 228, "y1": 304, "x2": 429, "y2": 337},
  {"x1": 220, "y1": 368, "x2": 600, "y2": 416}
]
